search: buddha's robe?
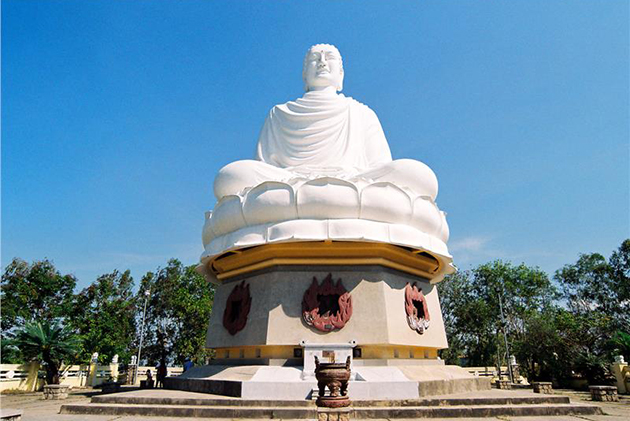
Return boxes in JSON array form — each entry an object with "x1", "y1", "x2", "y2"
[
  {"x1": 257, "y1": 91, "x2": 392, "y2": 171},
  {"x1": 213, "y1": 91, "x2": 438, "y2": 201}
]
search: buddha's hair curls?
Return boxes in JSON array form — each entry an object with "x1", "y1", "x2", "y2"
[{"x1": 302, "y1": 44, "x2": 344, "y2": 92}]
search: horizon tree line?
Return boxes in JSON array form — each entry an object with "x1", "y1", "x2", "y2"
[
  {"x1": 1, "y1": 258, "x2": 214, "y2": 368},
  {"x1": 1, "y1": 239, "x2": 628, "y2": 387}
]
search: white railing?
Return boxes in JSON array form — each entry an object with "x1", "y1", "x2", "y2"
[
  {"x1": 464, "y1": 366, "x2": 508, "y2": 377},
  {"x1": 0, "y1": 363, "x2": 45, "y2": 392},
  {"x1": 1, "y1": 360, "x2": 187, "y2": 392}
]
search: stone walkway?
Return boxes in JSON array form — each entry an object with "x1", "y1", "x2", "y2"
[{"x1": 0, "y1": 387, "x2": 628, "y2": 420}]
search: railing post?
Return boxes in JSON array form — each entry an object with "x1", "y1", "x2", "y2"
[
  {"x1": 25, "y1": 361, "x2": 41, "y2": 392},
  {"x1": 88, "y1": 352, "x2": 99, "y2": 387},
  {"x1": 611, "y1": 356, "x2": 628, "y2": 394},
  {"x1": 110, "y1": 354, "x2": 119, "y2": 383}
]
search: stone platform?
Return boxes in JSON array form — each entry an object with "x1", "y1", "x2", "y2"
[
  {"x1": 59, "y1": 388, "x2": 604, "y2": 418},
  {"x1": 186, "y1": 263, "x2": 491, "y2": 401},
  {"x1": 163, "y1": 361, "x2": 491, "y2": 400}
]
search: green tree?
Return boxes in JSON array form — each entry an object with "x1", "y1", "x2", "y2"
[
  {"x1": 555, "y1": 239, "x2": 629, "y2": 332},
  {"x1": 68, "y1": 270, "x2": 137, "y2": 364},
  {"x1": 511, "y1": 307, "x2": 562, "y2": 381},
  {"x1": 509, "y1": 307, "x2": 610, "y2": 383},
  {"x1": 137, "y1": 259, "x2": 214, "y2": 366},
  {"x1": 438, "y1": 270, "x2": 495, "y2": 365},
  {"x1": 552, "y1": 239, "x2": 630, "y2": 384},
  {"x1": 438, "y1": 261, "x2": 556, "y2": 369},
  {"x1": 1, "y1": 335, "x2": 22, "y2": 363},
  {"x1": 9, "y1": 321, "x2": 79, "y2": 384},
  {"x1": 1, "y1": 258, "x2": 77, "y2": 332},
  {"x1": 438, "y1": 241, "x2": 628, "y2": 385},
  {"x1": 610, "y1": 331, "x2": 630, "y2": 362},
  {"x1": 556, "y1": 253, "x2": 613, "y2": 316},
  {"x1": 609, "y1": 239, "x2": 630, "y2": 329}
]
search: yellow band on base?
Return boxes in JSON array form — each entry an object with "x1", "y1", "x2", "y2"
[
  {"x1": 209, "y1": 345, "x2": 439, "y2": 360},
  {"x1": 208, "y1": 241, "x2": 441, "y2": 281}
]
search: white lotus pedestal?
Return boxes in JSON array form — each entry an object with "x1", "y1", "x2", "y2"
[{"x1": 165, "y1": 242, "x2": 490, "y2": 400}]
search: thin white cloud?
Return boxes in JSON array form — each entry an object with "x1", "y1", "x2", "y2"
[
  {"x1": 448, "y1": 236, "x2": 562, "y2": 274},
  {"x1": 64, "y1": 243, "x2": 203, "y2": 273},
  {"x1": 448, "y1": 235, "x2": 507, "y2": 270},
  {"x1": 449, "y1": 236, "x2": 491, "y2": 252},
  {"x1": 53, "y1": 242, "x2": 206, "y2": 287}
]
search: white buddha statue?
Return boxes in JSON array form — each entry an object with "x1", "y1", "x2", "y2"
[
  {"x1": 213, "y1": 44, "x2": 438, "y2": 202},
  {"x1": 201, "y1": 44, "x2": 453, "y2": 281}
]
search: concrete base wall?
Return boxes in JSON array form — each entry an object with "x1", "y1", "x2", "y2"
[
  {"x1": 207, "y1": 265, "x2": 448, "y2": 351},
  {"x1": 417, "y1": 377, "x2": 491, "y2": 396},
  {"x1": 190, "y1": 264, "x2": 469, "y2": 400},
  {"x1": 163, "y1": 377, "x2": 242, "y2": 397},
  {"x1": 166, "y1": 363, "x2": 490, "y2": 400}
]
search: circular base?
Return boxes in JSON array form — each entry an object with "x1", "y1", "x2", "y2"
[{"x1": 316, "y1": 396, "x2": 351, "y2": 408}]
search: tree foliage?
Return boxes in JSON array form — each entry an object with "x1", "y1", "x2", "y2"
[
  {"x1": 438, "y1": 261, "x2": 555, "y2": 368},
  {"x1": 439, "y1": 240, "x2": 629, "y2": 385},
  {"x1": 68, "y1": 270, "x2": 137, "y2": 364},
  {"x1": 3, "y1": 239, "x2": 626, "y2": 387},
  {"x1": 556, "y1": 239, "x2": 630, "y2": 332},
  {"x1": 1, "y1": 257, "x2": 215, "y2": 367},
  {"x1": 610, "y1": 331, "x2": 630, "y2": 362},
  {"x1": 1, "y1": 258, "x2": 76, "y2": 332},
  {"x1": 512, "y1": 307, "x2": 614, "y2": 383},
  {"x1": 137, "y1": 259, "x2": 214, "y2": 366},
  {"x1": 9, "y1": 321, "x2": 80, "y2": 384},
  {"x1": 549, "y1": 239, "x2": 630, "y2": 384},
  {"x1": 610, "y1": 239, "x2": 630, "y2": 316}
]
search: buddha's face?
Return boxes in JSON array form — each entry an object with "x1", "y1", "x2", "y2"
[{"x1": 303, "y1": 45, "x2": 344, "y2": 92}]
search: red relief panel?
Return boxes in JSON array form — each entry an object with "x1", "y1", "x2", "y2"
[
  {"x1": 302, "y1": 274, "x2": 352, "y2": 332},
  {"x1": 405, "y1": 282, "x2": 430, "y2": 334},
  {"x1": 223, "y1": 281, "x2": 252, "y2": 335}
]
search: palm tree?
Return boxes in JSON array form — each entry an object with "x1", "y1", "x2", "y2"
[
  {"x1": 10, "y1": 321, "x2": 79, "y2": 384},
  {"x1": 611, "y1": 331, "x2": 630, "y2": 361}
]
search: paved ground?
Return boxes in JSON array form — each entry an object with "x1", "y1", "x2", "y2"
[{"x1": 0, "y1": 387, "x2": 628, "y2": 420}]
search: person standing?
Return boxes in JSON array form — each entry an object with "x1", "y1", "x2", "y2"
[{"x1": 156, "y1": 360, "x2": 167, "y2": 388}]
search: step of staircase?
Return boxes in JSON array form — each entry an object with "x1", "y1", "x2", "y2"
[
  {"x1": 91, "y1": 393, "x2": 570, "y2": 407},
  {"x1": 353, "y1": 403, "x2": 602, "y2": 418},
  {"x1": 60, "y1": 403, "x2": 316, "y2": 419},
  {"x1": 351, "y1": 395, "x2": 572, "y2": 407},
  {"x1": 91, "y1": 394, "x2": 315, "y2": 407},
  {"x1": 59, "y1": 389, "x2": 604, "y2": 419}
]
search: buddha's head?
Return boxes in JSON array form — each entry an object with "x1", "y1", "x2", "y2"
[{"x1": 302, "y1": 44, "x2": 344, "y2": 92}]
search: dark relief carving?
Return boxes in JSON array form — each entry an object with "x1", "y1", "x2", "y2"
[
  {"x1": 223, "y1": 281, "x2": 251, "y2": 335},
  {"x1": 405, "y1": 282, "x2": 430, "y2": 334},
  {"x1": 302, "y1": 274, "x2": 352, "y2": 332}
]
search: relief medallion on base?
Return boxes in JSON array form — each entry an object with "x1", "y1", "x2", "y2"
[
  {"x1": 302, "y1": 274, "x2": 352, "y2": 332},
  {"x1": 405, "y1": 282, "x2": 430, "y2": 334},
  {"x1": 223, "y1": 281, "x2": 251, "y2": 335}
]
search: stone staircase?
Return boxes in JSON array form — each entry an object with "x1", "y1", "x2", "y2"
[{"x1": 60, "y1": 389, "x2": 603, "y2": 418}]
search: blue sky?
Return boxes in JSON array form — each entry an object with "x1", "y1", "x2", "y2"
[{"x1": 2, "y1": 0, "x2": 628, "y2": 289}]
